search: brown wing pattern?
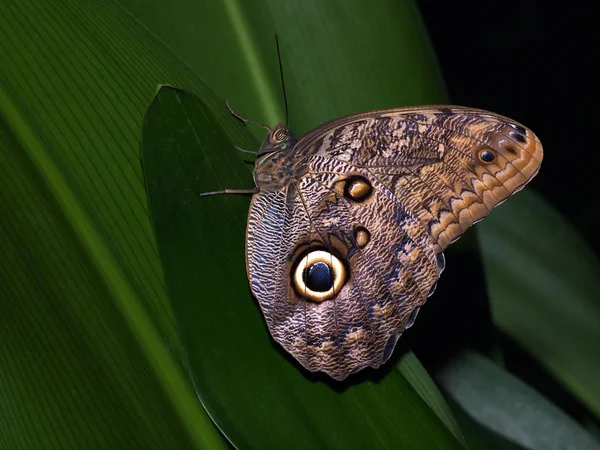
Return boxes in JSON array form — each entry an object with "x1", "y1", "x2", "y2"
[
  {"x1": 246, "y1": 106, "x2": 542, "y2": 380},
  {"x1": 297, "y1": 107, "x2": 543, "y2": 252},
  {"x1": 247, "y1": 174, "x2": 440, "y2": 378}
]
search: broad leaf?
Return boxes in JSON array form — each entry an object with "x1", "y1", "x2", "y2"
[
  {"x1": 479, "y1": 190, "x2": 600, "y2": 417},
  {"x1": 437, "y1": 351, "x2": 600, "y2": 450},
  {"x1": 142, "y1": 86, "x2": 465, "y2": 449},
  {"x1": 0, "y1": 1, "x2": 227, "y2": 447}
]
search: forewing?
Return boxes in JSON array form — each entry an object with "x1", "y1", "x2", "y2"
[{"x1": 296, "y1": 106, "x2": 543, "y2": 252}]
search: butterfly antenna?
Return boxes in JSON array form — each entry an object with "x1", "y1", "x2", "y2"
[
  {"x1": 275, "y1": 34, "x2": 289, "y2": 128},
  {"x1": 225, "y1": 101, "x2": 271, "y2": 131}
]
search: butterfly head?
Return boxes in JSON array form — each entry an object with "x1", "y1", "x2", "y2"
[{"x1": 258, "y1": 124, "x2": 298, "y2": 156}]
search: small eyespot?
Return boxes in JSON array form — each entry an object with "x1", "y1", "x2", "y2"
[
  {"x1": 293, "y1": 250, "x2": 347, "y2": 302},
  {"x1": 508, "y1": 122, "x2": 527, "y2": 135},
  {"x1": 274, "y1": 129, "x2": 288, "y2": 142},
  {"x1": 509, "y1": 130, "x2": 526, "y2": 143},
  {"x1": 353, "y1": 226, "x2": 371, "y2": 249},
  {"x1": 344, "y1": 176, "x2": 372, "y2": 202},
  {"x1": 478, "y1": 149, "x2": 496, "y2": 163}
]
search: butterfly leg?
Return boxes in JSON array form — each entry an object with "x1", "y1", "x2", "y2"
[{"x1": 234, "y1": 146, "x2": 258, "y2": 155}]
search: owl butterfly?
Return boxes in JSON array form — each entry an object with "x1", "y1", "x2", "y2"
[{"x1": 212, "y1": 104, "x2": 542, "y2": 380}]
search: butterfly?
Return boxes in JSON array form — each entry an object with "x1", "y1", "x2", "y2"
[{"x1": 207, "y1": 105, "x2": 543, "y2": 380}]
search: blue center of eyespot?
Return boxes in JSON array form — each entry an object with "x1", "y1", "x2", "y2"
[
  {"x1": 304, "y1": 262, "x2": 333, "y2": 292},
  {"x1": 480, "y1": 150, "x2": 495, "y2": 162}
]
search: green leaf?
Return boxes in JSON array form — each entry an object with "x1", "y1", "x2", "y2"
[
  {"x1": 142, "y1": 85, "x2": 464, "y2": 449},
  {"x1": 8, "y1": 0, "x2": 587, "y2": 448},
  {"x1": 120, "y1": 0, "x2": 447, "y2": 136},
  {"x1": 397, "y1": 352, "x2": 466, "y2": 445},
  {"x1": 437, "y1": 351, "x2": 600, "y2": 450},
  {"x1": 0, "y1": 1, "x2": 226, "y2": 447},
  {"x1": 1, "y1": 0, "x2": 458, "y2": 446},
  {"x1": 445, "y1": 397, "x2": 528, "y2": 450},
  {"x1": 478, "y1": 190, "x2": 600, "y2": 417}
]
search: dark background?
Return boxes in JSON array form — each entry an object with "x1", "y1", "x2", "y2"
[
  {"x1": 417, "y1": 0, "x2": 598, "y2": 254},
  {"x1": 406, "y1": 0, "x2": 599, "y2": 425}
]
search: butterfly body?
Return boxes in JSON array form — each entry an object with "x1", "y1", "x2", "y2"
[
  {"x1": 243, "y1": 106, "x2": 543, "y2": 380},
  {"x1": 252, "y1": 128, "x2": 301, "y2": 191}
]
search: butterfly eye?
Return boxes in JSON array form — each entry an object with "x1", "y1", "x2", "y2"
[
  {"x1": 293, "y1": 250, "x2": 346, "y2": 302},
  {"x1": 274, "y1": 129, "x2": 288, "y2": 142},
  {"x1": 477, "y1": 149, "x2": 496, "y2": 163}
]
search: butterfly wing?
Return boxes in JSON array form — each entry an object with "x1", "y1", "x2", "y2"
[
  {"x1": 247, "y1": 179, "x2": 440, "y2": 378},
  {"x1": 297, "y1": 106, "x2": 543, "y2": 252},
  {"x1": 246, "y1": 106, "x2": 543, "y2": 380}
]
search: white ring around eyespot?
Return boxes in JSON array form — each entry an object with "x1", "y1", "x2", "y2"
[{"x1": 293, "y1": 250, "x2": 346, "y2": 302}]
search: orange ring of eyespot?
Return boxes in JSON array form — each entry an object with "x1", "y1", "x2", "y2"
[{"x1": 293, "y1": 250, "x2": 346, "y2": 302}]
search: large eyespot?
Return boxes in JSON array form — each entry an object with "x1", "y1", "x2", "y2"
[
  {"x1": 274, "y1": 129, "x2": 288, "y2": 142},
  {"x1": 293, "y1": 250, "x2": 346, "y2": 302},
  {"x1": 477, "y1": 149, "x2": 496, "y2": 163}
]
